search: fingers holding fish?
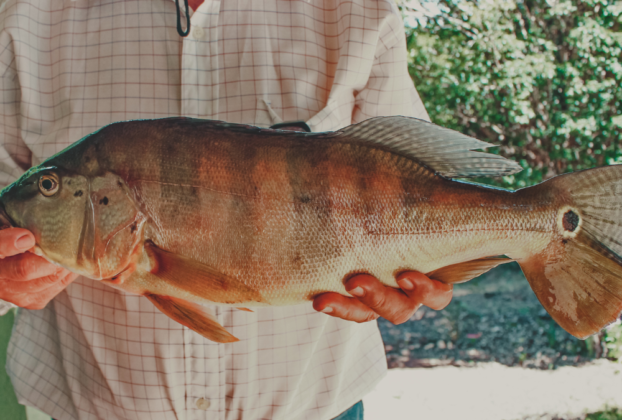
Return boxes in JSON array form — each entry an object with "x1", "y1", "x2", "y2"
[
  {"x1": 0, "y1": 252, "x2": 63, "y2": 282},
  {"x1": 0, "y1": 228, "x2": 36, "y2": 258},
  {"x1": 0, "y1": 251, "x2": 79, "y2": 309},
  {"x1": 312, "y1": 291, "x2": 380, "y2": 323},
  {"x1": 0, "y1": 269, "x2": 78, "y2": 310},
  {"x1": 347, "y1": 272, "x2": 451, "y2": 324},
  {"x1": 0, "y1": 270, "x2": 78, "y2": 310},
  {"x1": 313, "y1": 272, "x2": 453, "y2": 325},
  {"x1": 395, "y1": 272, "x2": 453, "y2": 311}
]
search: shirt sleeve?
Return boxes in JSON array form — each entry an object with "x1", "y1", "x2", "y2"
[
  {"x1": 0, "y1": 20, "x2": 32, "y2": 315},
  {"x1": 352, "y1": 4, "x2": 430, "y2": 123},
  {"x1": 0, "y1": 26, "x2": 32, "y2": 188}
]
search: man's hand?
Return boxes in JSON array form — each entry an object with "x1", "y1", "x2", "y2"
[
  {"x1": 0, "y1": 228, "x2": 78, "y2": 310},
  {"x1": 313, "y1": 271, "x2": 453, "y2": 324}
]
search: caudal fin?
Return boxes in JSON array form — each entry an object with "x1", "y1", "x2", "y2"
[{"x1": 519, "y1": 165, "x2": 622, "y2": 339}]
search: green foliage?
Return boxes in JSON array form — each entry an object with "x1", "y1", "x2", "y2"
[
  {"x1": 603, "y1": 321, "x2": 622, "y2": 360},
  {"x1": 586, "y1": 407, "x2": 622, "y2": 420},
  {"x1": 0, "y1": 310, "x2": 27, "y2": 420},
  {"x1": 404, "y1": 0, "x2": 622, "y2": 188}
]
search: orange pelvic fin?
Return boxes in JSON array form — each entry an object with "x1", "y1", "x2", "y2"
[
  {"x1": 145, "y1": 293, "x2": 239, "y2": 343},
  {"x1": 427, "y1": 256, "x2": 514, "y2": 284},
  {"x1": 144, "y1": 241, "x2": 264, "y2": 305},
  {"x1": 236, "y1": 307, "x2": 254, "y2": 312}
]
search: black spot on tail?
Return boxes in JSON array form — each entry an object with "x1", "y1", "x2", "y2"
[
  {"x1": 563, "y1": 210, "x2": 579, "y2": 232},
  {"x1": 99, "y1": 197, "x2": 109, "y2": 205},
  {"x1": 74, "y1": 190, "x2": 83, "y2": 197},
  {"x1": 130, "y1": 222, "x2": 137, "y2": 233}
]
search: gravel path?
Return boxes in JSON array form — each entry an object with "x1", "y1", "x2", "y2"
[
  {"x1": 379, "y1": 264, "x2": 611, "y2": 369},
  {"x1": 371, "y1": 264, "x2": 622, "y2": 419},
  {"x1": 363, "y1": 360, "x2": 622, "y2": 420}
]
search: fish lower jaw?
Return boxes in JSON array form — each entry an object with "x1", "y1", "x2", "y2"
[{"x1": 31, "y1": 246, "x2": 94, "y2": 278}]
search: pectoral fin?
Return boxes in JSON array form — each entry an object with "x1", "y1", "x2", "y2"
[
  {"x1": 145, "y1": 293, "x2": 239, "y2": 343},
  {"x1": 426, "y1": 256, "x2": 514, "y2": 284},
  {"x1": 144, "y1": 241, "x2": 265, "y2": 305}
]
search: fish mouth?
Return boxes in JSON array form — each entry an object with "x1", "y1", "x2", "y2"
[{"x1": 0, "y1": 202, "x2": 15, "y2": 230}]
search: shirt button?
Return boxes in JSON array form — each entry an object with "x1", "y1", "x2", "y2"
[
  {"x1": 192, "y1": 26, "x2": 205, "y2": 40},
  {"x1": 196, "y1": 398, "x2": 211, "y2": 410}
]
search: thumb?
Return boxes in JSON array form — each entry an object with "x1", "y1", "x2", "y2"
[{"x1": 0, "y1": 228, "x2": 35, "y2": 258}]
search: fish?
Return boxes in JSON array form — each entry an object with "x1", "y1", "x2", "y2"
[{"x1": 1, "y1": 116, "x2": 621, "y2": 343}]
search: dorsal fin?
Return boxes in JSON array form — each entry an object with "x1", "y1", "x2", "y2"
[{"x1": 333, "y1": 116, "x2": 522, "y2": 178}]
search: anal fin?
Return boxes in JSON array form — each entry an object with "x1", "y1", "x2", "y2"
[
  {"x1": 426, "y1": 256, "x2": 514, "y2": 284},
  {"x1": 145, "y1": 294, "x2": 239, "y2": 343}
]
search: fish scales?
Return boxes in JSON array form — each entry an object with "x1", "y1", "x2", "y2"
[
  {"x1": 79, "y1": 119, "x2": 550, "y2": 303},
  {"x1": 3, "y1": 116, "x2": 622, "y2": 342}
]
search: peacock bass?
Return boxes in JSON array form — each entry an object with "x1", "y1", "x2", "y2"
[{"x1": 1, "y1": 116, "x2": 621, "y2": 343}]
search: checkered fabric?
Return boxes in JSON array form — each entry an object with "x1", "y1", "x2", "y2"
[{"x1": 0, "y1": 1, "x2": 428, "y2": 419}]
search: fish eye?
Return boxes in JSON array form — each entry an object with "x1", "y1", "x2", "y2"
[{"x1": 38, "y1": 173, "x2": 60, "y2": 197}]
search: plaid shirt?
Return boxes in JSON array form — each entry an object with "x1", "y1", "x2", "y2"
[{"x1": 0, "y1": 1, "x2": 428, "y2": 419}]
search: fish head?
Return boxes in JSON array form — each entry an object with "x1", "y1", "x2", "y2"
[
  {"x1": 0, "y1": 162, "x2": 145, "y2": 281},
  {"x1": 0, "y1": 165, "x2": 92, "y2": 273}
]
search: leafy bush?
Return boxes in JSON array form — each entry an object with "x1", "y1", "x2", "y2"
[
  {"x1": 401, "y1": 0, "x2": 622, "y2": 358},
  {"x1": 586, "y1": 407, "x2": 622, "y2": 420},
  {"x1": 603, "y1": 321, "x2": 622, "y2": 360},
  {"x1": 403, "y1": 0, "x2": 622, "y2": 188}
]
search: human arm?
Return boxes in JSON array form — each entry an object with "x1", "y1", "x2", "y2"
[{"x1": 0, "y1": 27, "x2": 78, "y2": 313}]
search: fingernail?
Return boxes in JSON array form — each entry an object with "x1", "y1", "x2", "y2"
[
  {"x1": 398, "y1": 278, "x2": 414, "y2": 290},
  {"x1": 349, "y1": 286, "x2": 365, "y2": 297},
  {"x1": 15, "y1": 234, "x2": 34, "y2": 250},
  {"x1": 321, "y1": 307, "x2": 333, "y2": 313}
]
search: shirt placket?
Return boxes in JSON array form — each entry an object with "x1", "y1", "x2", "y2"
[
  {"x1": 184, "y1": 327, "x2": 224, "y2": 419},
  {"x1": 178, "y1": 2, "x2": 224, "y2": 419},
  {"x1": 180, "y1": 0, "x2": 221, "y2": 119}
]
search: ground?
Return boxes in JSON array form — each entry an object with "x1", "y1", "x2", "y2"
[
  {"x1": 379, "y1": 263, "x2": 616, "y2": 370},
  {"x1": 373, "y1": 264, "x2": 622, "y2": 420}
]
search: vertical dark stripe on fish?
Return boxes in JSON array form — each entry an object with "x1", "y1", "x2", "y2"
[
  {"x1": 157, "y1": 126, "x2": 201, "y2": 229},
  {"x1": 285, "y1": 136, "x2": 339, "y2": 269},
  {"x1": 400, "y1": 162, "x2": 429, "y2": 235},
  {"x1": 352, "y1": 142, "x2": 381, "y2": 234},
  {"x1": 222, "y1": 132, "x2": 260, "y2": 271}
]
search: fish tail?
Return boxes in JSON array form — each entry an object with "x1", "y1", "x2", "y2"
[{"x1": 518, "y1": 165, "x2": 622, "y2": 339}]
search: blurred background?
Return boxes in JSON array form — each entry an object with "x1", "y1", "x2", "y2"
[
  {"x1": 373, "y1": 1, "x2": 622, "y2": 418},
  {"x1": 1, "y1": 0, "x2": 622, "y2": 419},
  {"x1": 388, "y1": 0, "x2": 622, "y2": 365}
]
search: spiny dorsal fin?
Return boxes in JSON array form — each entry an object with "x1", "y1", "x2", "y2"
[{"x1": 333, "y1": 116, "x2": 522, "y2": 178}]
